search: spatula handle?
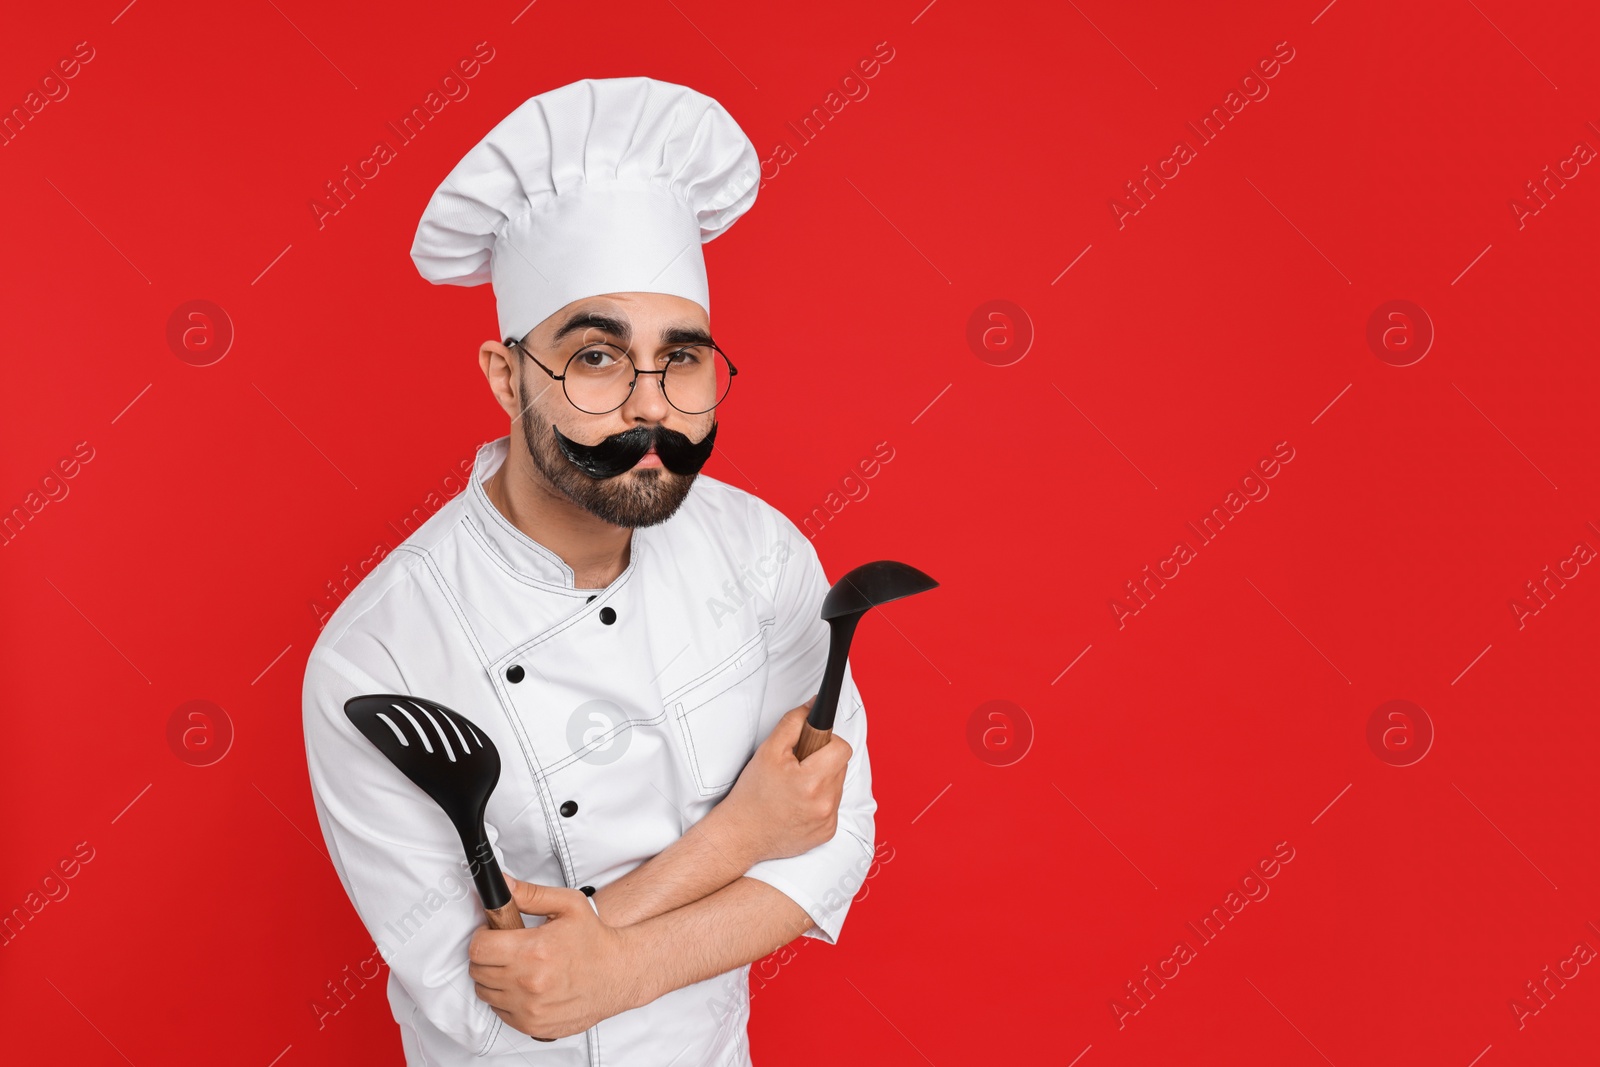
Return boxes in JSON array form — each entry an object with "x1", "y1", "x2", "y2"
[
  {"x1": 465, "y1": 838, "x2": 524, "y2": 929},
  {"x1": 484, "y1": 900, "x2": 524, "y2": 930}
]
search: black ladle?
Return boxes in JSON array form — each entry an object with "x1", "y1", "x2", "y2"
[
  {"x1": 793, "y1": 560, "x2": 939, "y2": 761},
  {"x1": 344, "y1": 694, "x2": 524, "y2": 931}
]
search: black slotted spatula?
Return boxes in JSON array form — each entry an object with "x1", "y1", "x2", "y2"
[{"x1": 344, "y1": 694, "x2": 524, "y2": 930}]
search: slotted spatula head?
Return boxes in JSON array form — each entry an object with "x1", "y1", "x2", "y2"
[{"x1": 343, "y1": 694, "x2": 510, "y2": 911}]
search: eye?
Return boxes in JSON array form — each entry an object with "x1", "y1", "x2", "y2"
[
  {"x1": 666, "y1": 346, "x2": 704, "y2": 366},
  {"x1": 575, "y1": 345, "x2": 622, "y2": 369}
]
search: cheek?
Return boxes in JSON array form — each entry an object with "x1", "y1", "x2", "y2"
[{"x1": 517, "y1": 392, "x2": 540, "y2": 431}]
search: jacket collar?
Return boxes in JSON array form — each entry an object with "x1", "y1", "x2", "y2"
[{"x1": 463, "y1": 436, "x2": 638, "y2": 590}]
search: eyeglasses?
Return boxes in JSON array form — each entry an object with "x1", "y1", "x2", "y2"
[{"x1": 507, "y1": 334, "x2": 737, "y2": 416}]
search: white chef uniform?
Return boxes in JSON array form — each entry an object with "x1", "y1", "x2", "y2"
[{"x1": 302, "y1": 439, "x2": 878, "y2": 1064}]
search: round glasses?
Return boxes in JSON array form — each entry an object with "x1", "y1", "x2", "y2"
[{"x1": 508, "y1": 336, "x2": 737, "y2": 416}]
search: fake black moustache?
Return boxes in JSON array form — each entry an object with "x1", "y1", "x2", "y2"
[{"x1": 552, "y1": 422, "x2": 718, "y2": 479}]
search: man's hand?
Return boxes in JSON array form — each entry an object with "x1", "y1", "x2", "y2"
[
  {"x1": 575, "y1": 700, "x2": 854, "y2": 931},
  {"x1": 469, "y1": 874, "x2": 651, "y2": 1041},
  {"x1": 717, "y1": 700, "x2": 853, "y2": 865}
]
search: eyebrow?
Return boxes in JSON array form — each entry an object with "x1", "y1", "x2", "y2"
[
  {"x1": 661, "y1": 324, "x2": 715, "y2": 347},
  {"x1": 551, "y1": 311, "x2": 630, "y2": 344},
  {"x1": 549, "y1": 310, "x2": 714, "y2": 349}
]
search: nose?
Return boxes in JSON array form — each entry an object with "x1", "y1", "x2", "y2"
[{"x1": 619, "y1": 366, "x2": 672, "y2": 421}]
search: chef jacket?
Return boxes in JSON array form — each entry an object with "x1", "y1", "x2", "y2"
[{"x1": 301, "y1": 435, "x2": 878, "y2": 1066}]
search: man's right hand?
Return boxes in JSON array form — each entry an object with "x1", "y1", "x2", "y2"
[{"x1": 717, "y1": 700, "x2": 853, "y2": 865}]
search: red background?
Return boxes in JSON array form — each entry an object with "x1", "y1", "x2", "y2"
[{"x1": 4, "y1": 1, "x2": 1598, "y2": 1064}]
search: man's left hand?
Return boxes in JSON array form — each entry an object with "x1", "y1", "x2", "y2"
[{"x1": 468, "y1": 874, "x2": 649, "y2": 1041}]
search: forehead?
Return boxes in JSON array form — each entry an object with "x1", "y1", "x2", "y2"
[{"x1": 546, "y1": 292, "x2": 704, "y2": 327}]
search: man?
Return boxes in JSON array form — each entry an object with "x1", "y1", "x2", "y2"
[{"x1": 301, "y1": 77, "x2": 878, "y2": 1066}]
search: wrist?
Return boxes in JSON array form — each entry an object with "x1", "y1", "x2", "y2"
[
  {"x1": 614, "y1": 920, "x2": 666, "y2": 1011},
  {"x1": 704, "y1": 798, "x2": 767, "y2": 871}
]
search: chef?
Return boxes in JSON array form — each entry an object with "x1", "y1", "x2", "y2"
[{"x1": 301, "y1": 76, "x2": 878, "y2": 1066}]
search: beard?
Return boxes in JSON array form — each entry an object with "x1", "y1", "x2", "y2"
[{"x1": 517, "y1": 385, "x2": 714, "y2": 529}]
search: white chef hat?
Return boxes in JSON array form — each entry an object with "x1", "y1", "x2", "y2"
[{"x1": 410, "y1": 76, "x2": 760, "y2": 342}]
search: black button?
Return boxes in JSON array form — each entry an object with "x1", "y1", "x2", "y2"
[
  {"x1": 559, "y1": 800, "x2": 578, "y2": 818},
  {"x1": 599, "y1": 607, "x2": 617, "y2": 625},
  {"x1": 580, "y1": 885, "x2": 595, "y2": 896},
  {"x1": 506, "y1": 665, "x2": 525, "y2": 684},
  {"x1": 586, "y1": 594, "x2": 597, "y2": 603}
]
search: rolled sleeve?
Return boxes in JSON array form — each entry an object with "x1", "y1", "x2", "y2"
[
  {"x1": 742, "y1": 513, "x2": 879, "y2": 945},
  {"x1": 301, "y1": 634, "x2": 537, "y2": 1059}
]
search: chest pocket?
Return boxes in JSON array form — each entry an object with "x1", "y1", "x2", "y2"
[{"x1": 668, "y1": 634, "x2": 769, "y2": 797}]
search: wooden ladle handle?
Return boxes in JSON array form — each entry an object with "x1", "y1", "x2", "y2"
[{"x1": 793, "y1": 720, "x2": 833, "y2": 762}]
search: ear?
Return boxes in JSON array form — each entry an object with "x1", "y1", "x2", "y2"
[{"x1": 480, "y1": 340, "x2": 520, "y2": 419}]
